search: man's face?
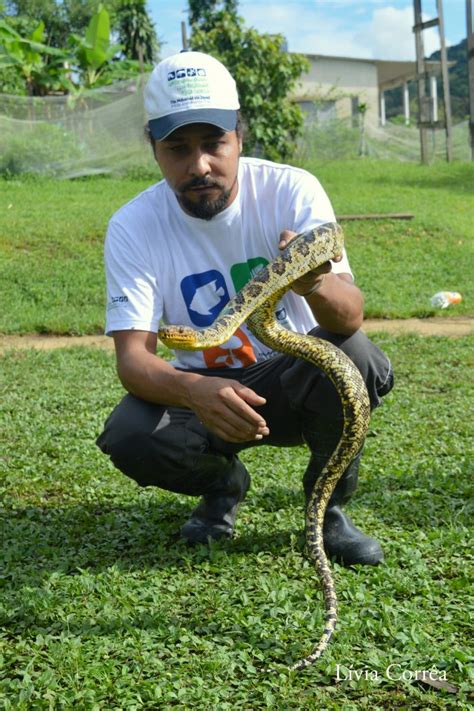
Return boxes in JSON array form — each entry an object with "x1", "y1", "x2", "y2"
[{"x1": 153, "y1": 123, "x2": 242, "y2": 220}]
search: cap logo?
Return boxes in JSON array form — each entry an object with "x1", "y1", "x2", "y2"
[{"x1": 167, "y1": 67, "x2": 207, "y2": 82}]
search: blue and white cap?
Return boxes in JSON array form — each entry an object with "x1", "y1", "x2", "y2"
[{"x1": 144, "y1": 50, "x2": 240, "y2": 141}]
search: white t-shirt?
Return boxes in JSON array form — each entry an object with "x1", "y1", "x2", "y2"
[{"x1": 104, "y1": 157, "x2": 352, "y2": 370}]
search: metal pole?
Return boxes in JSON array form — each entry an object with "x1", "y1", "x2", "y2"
[
  {"x1": 467, "y1": 0, "x2": 474, "y2": 160},
  {"x1": 430, "y1": 74, "x2": 438, "y2": 122},
  {"x1": 380, "y1": 90, "x2": 386, "y2": 126},
  {"x1": 181, "y1": 21, "x2": 188, "y2": 50},
  {"x1": 413, "y1": 0, "x2": 429, "y2": 162},
  {"x1": 404, "y1": 82, "x2": 410, "y2": 125},
  {"x1": 437, "y1": 0, "x2": 453, "y2": 161}
]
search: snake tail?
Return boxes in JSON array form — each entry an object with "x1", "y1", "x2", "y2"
[{"x1": 246, "y1": 314, "x2": 370, "y2": 671}]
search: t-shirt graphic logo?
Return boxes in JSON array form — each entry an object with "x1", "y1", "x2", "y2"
[
  {"x1": 181, "y1": 270, "x2": 230, "y2": 327},
  {"x1": 203, "y1": 327, "x2": 257, "y2": 368},
  {"x1": 230, "y1": 256, "x2": 269, "y2": 292}
]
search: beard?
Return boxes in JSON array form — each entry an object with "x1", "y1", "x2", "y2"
[{"x1": 177, "y1": 175, "x2": 237, "y2": 220}]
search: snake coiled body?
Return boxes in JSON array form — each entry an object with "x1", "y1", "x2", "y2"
[{"x1": 159, "y1": 223, "x2": 371, "y2": 670}]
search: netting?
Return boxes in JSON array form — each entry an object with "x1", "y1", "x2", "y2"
[
  {"x1": 0, "y1": 76, "x2": 471, "y2": 177},
  {"x1": 0, "y1": 77, "x2": 155, "y2": 178},
  {"x1": 296, "y1": 116, "x2": 471, "y2": 164}
]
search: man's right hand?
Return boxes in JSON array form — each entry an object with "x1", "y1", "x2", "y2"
[
  {"x1": 183, "y1": 374, "x2": 269, "y2": 443},
  {"x1": 113, "y1": 330, "x2": 269, "y2": 444}
]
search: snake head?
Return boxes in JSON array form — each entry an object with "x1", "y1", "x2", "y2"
[{"x1": 158, "y1": 324, "x2": 199, "y2": 350}]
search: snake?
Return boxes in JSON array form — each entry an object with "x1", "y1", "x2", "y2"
[{"x1": 158, "y1": 222, "x2": 371, "y2": 670}]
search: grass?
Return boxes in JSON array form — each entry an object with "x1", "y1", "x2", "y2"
[
  {"x1": 1, "y1": 334, "x2": 473, "y2": 708},
  {"x1": 0, "y1": 159, "x2": 473, "y2": 334},
  {"x1": 1, "y1": 158, "x2": 472, "y2": 706}
]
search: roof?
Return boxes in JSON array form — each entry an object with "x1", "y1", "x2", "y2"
[{"x1": 299, "y1": 53, "x2": 455, "y2": 91}]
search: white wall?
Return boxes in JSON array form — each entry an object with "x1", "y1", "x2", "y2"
[{"x1": 292, "y1": 55, "x2": 380, "y2": 123}]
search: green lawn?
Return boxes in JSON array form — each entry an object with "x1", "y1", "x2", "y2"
[
  {"x1": 1, "y1": 159, "x2": 472, "y2": 707},
  {"x1": 1, "y1": 334, "x2": 472, "y2": 708},
  {"x1": 0, "y1": 159, "x2": 473, "y2": 334}
]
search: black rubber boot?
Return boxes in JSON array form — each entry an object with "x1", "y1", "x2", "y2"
[
  {"x1": 180, "y1": 459, "x2": 250, "y2": 544},
  {"x1": 303, "y1": 426, "x2": 383, "y2": 567},
  {"x1": 322, "y1": 457, "x2": 383, "y2": 566}
]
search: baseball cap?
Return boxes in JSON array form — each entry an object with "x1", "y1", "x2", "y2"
[{"x1": 144, "y1": 50, "x2": 240, "y2": 141}]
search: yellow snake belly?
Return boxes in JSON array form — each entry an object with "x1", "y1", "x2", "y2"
[{"x1": 158, "y1": 222, "x2": 371, "y2": 670}]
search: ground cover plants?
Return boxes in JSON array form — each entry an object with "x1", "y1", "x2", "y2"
[
  {"x1": 1, "y1": 157, "x2": 473, "y2": 707},
  {"x1": 0, "y1": 159, "x2": 473, "y2": 335},
  {"x1": 0, "y1": 335, "x2": 472, "y2": 708}
]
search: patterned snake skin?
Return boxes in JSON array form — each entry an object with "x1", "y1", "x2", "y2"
[{"x1": 158, "y1": 223, "x2": 371, "y2": 670}]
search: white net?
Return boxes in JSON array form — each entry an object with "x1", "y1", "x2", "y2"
[
  {"x1": 0, "y1": 77, "x2": 156, "y2": 178},
  {"x1": 0, "y1": 78, "x2": 471, "y2": 177},
  {"x1": 296, "y1": 115, "x2": 471, "y2": 164}
]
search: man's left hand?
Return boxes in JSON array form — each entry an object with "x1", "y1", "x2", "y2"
[{"x1": 278, "y1": 229, "x2": 342, "y2": 297}]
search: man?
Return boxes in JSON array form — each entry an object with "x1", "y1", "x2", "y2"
[{"x1": 97, "y1": 50, "x2": 393, "y2": 566}]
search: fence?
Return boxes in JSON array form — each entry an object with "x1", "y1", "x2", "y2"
[
  {"x1": 0, "y1": 78, "x2": 154, "y2": 178},
  {"x1": 0, "y1": 78, "x2": 471, "y2": 177}
]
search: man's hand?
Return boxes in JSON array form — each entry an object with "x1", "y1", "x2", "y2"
[
  {"x1": 184, "y1": 375, "x2": 269, "y2": 443},
  {"x1": 114, "y1": 330, "x2": 269, "y2": 443},
  {"x1": 277, "y1": 229, "x2": 363, "y2": 335},
  {"x1": 279, "y1": 229, "x2": 342, "y2": 297}
]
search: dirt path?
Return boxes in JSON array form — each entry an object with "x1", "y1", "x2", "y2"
[{"x1": 0, "y1": 318, "x2": 472, "y2": 354}]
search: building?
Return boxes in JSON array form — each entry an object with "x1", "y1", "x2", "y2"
[{"x1": 292, "y1": 53, "x2": 448, "y2": 126}]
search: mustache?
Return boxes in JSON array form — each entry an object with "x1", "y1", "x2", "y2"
[{"x1": 178, "y1": 177, "x2": 222, "y2": 192}]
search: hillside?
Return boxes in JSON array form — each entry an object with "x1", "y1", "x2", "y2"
[
  {"x1": 385, "y1": 37, "x2": 469, "y2": 122},
  {"x1": 429, "y1": 37, "x2": 469, "y2": 119}
]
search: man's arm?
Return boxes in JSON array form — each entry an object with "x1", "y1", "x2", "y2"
[
  {"x1": 279, "y1": 229, "x2": 364, "y2": 336},
  {"x1": 112, "y1": 330, "x2": 269, "y2": 443}
]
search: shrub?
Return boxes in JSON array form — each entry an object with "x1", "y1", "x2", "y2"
[{"x1": 0, "y1": 122, "x2": 83, "y2": 176}]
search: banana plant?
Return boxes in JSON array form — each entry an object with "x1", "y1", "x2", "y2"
[
  {"x1": 0, "y1": 19, "x2": 69, "y2": 95},
  {"x1": 70, "y1": 5, "x2": 122, "y2": 87}
]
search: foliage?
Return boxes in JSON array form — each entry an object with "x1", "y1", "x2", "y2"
[
  {"x1": 0, "y1": 62, "x2": 24, "y2": 92},
  {"x1": 115, "y1": 0, "x2": 159, "y2": 66},
  {"x1": 68, "y1": 5, "x2": 122, "y2": 87},
  {"x1": 3, "y1": 0, "x2": 121, "y2": 47},
  {"x1": 0, "y1": 160, "x2": 473, "y2": 334},
  {"x1": 188, "y1": 0, "x2": 238, "y2": 27},
  {"x1": 190, "y1": 7, "x2": 308, "y2": 162},
  {"x1": 385, "y1": 38, "x2": 470, "y2": 124},
  {"x1": 0, "y1": 18, "x2": 70, "y2": 95},
  {"x1": 429, "y1": 38, "x2": 469, "y2": 121},
  {"x1": 0, "y1": 122, "x2": 82, "y2": 176},
  {"x1": 0, "y1": 335, "x2": 472, "y2": 707},
  {"x1": 96, "y1": 55, "x2": 152, "y2": 85},
  {"x1": 0, "y1": 0, "x2": 154, "y2": 93}
]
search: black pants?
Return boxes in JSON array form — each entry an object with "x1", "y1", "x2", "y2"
[{"x1": 96, "y1": 328, "x2": 393, "y2": 495}]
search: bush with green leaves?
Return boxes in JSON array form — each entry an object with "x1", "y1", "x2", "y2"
[{"x1": 0, "y1": 122, "x2": 82, "y2": 176}]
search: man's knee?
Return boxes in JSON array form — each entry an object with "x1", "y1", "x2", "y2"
[
  {"x1": 308, "y1": 327, "x2": 394, "y2": 408},
  {"x1": 280, "y1": 327, "x2": 393, "y2": 418},
  {"x1": 99, "y1": 428, "x2": 190, "y2": 490},
  {"x1": 97, "y1": 395, "x2": 204, "y2": 492},
  {"x1": 344, "y1": 330, "x2": 393, "y2": 406},
  {"x1": 96, "y1": 394, "x2": 234, "y2": 495},
  {"x1": 332, "y1": 329, "x2": 394, "y2": 405}
]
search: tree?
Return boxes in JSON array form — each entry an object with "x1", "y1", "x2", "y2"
[
  {"x1": 3, "y1": 1, "x2": 122, "y2": 48},
  {"x1": 115, "y1": 0, "x2": 159, "y2": 66},
  {"x1": 188, "y1": 0, "x2": 237, "y2": 27},
  {"x1": 429, "y1": 38, "x2": 469, "y2": 121},
  {"x1": 190, "y1": 6, "x2": 308, "y2": 162},
  {"x1": 70, "y1": 4, "x2": 122, "y2": 87}
]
